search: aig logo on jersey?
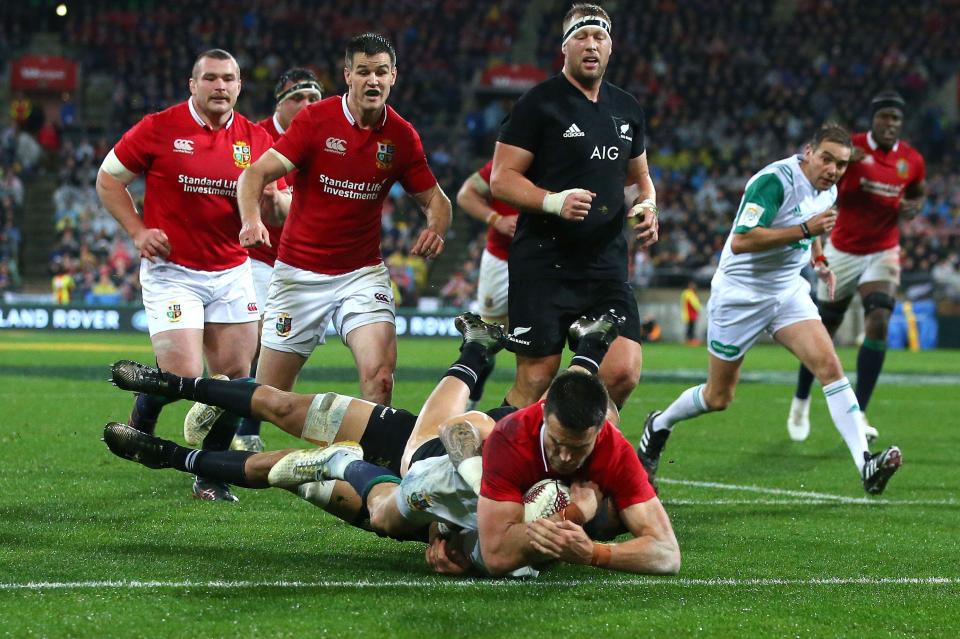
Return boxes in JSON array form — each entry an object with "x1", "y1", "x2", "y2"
[
  {"x1": 173, "y1": 139, "x2": 194, "y2": 154},
  {"x1": 591, "y1": 146, "x2": 620, "y2": 161},
  {"x1": 376, "y1": 140, "x2": 396, "y2": 170},
  {"x1": 232, "y1": 140, "x2": 251, "y2": 168},
  {"x1": 325, "y1": 137, "x2": 347, "y2": 155}
]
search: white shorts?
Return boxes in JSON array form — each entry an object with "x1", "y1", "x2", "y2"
[
  {"x1": 140, "y1": 258, "x2": 259, "y2": 336},
  {"x1": 250, "y1": 258, "x2": 275, "y2": 317},
  {"x1": 707, "y1": 275, "x2": 820, "y2": 361},
  {"x1": 477, "y1": 249, "x2": 509, "y2": 319},
  {"x1": 817, "y1": 244, "x2": 900, "y2": 301},
  {"x1": 396, "y1": 454, "x2": 478, "y2": 530},
  {"x1": 260, "y1": 260, "x2": 395, "y2": 357}
]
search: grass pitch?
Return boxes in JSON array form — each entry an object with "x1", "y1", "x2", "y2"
[{"x1": 1, "y1": 331, "x2": 958, "y2": 638}]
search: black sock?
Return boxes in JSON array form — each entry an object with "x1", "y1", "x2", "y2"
[
  {"x1": 443, "y1": 342, "x2": 488, "y2": 394},
  {"x1": 202, "y1": 410, "x2": 241, "y2": 451},
  {"x1": 470, "y1": 356, "x2": 496, "y2": 402},
  {"x1": 171, "y1": 447, "x2": 256, "y2": 487},
  {"x1": 190, "y1": 377, "x2": 259, "y2": 417},
  {"x1": 856, "y1": 339, "x2": 887, "y2": 412},
  {"x1": 131, "y1": 393, "x2": 177, "y2": 434},
  {"x1": 235, "y1": 416, "x2": 261, "y2": 437},
  {"x1": 570, "y1": 334, "x2": 608, "y2": 375},
  {"x1": 359, "y1": 405, "x2": 416, "y2": 477},
  {"x1": 795, "y1": 364, "x2": 815, "y2": 400},
  {"x1": 343, "y1": 459, "x2": 400, "y2": 501}
]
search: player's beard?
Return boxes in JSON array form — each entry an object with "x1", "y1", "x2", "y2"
[{"x1": 569, "y1": 57, "x2": 606, "y2": 86}]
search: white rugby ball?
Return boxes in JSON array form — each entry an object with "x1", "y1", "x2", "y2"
[{"x1": 523, "y1": 479, "x2": 572, "y2": 521}]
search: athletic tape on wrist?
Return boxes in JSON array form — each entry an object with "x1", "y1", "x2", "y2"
[
  {"x1": 303, "y1": 392, "x2": 352, "y2": 446},
  {"x1": 543, "y1": 188, "x2": 587, "y2": 215}
]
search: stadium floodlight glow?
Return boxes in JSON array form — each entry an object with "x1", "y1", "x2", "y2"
[{"x1": 56, "y1": 4, "x2": 68, "y2": 17}]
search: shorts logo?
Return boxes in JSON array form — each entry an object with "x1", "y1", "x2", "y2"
[
  {"x1": 166, "y1": 302, "x2": 182, "y2": 322},
  {"x1": 173, "y1": 139, "x2": 194, "y2": 154},
  {"x1": 325, "y1": 137, "x2": 347, "y2": 155},
  {"x1": 232, "y1": 140, "x2": 251, "y2": 168},
  {"x1": 710, "y1": 340, "x2": 741, "y2": 358},
  {"x1": 406, "y1": 491, "x2": 433, "y2": 511},
  {"x1": 507, "y1": 325, "x2": 532, "y2": 346},
  {"x1": 376, "y1": 140, "x2": 395, "y2": 170},
  {"x1": 896, "y1": 158, "x2": 909, "y2": 179},
  {"x1": 374, "y1": 292, "x2": 390, "y2": 304},
  {"x1": 275, "y1": 312, "x2": 293, "y2": 337},
  {"x1": 247, "y1": 302, "x2": 258, "y2": 313}
]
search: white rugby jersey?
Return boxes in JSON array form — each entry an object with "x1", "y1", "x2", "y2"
[{"x1": 715, "y1": 155, "x2": 837, "y2": 292}]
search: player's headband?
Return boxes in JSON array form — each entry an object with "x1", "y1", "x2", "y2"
[
  {"x1": 276, "y1": 80, "x2": 322, "y2": 104},
  {"x1": 562, "y1": 15, "x2": 611, "y2": 45},
  {"x1": 870, "y1": 93, "x2": 905, "y2": 118}
]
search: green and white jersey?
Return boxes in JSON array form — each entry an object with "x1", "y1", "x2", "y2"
[{"x1": 715, "y1": 154, "x2": 837, "y2": 292}]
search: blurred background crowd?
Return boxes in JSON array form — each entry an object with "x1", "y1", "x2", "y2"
[{"x1": 1, "y1": 0, "x2": 959, "y2": 308}]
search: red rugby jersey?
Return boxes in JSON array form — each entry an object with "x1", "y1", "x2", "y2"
[
  {"x1": 831, "y1": 131, "x2": 926, "y2": 255},
  {"x1": 250, "y1": 113, "x2": 290, "y2": 267},
  {"x1": 480, "y1": 400, "x2": 656, "y2": 512},
  {"x1": 271, "y1": 95, "x2": 437, "y2": 275},
  {"x1": 112, "y1": 100, "x2": 278, "y2": 271},
  {"x1": 477, "y1": 160, "x2": 519, "y2": 261}
]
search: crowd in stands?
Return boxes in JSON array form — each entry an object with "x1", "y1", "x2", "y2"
[{"x1": 3, "y1": 0, "x2": 960, "y2": 307}]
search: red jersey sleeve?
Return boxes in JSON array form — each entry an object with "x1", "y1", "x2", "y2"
[
  {"x1": 112, "y1": 113, "x2": 157, "y2": 175},
  {"x1": 477, "y1": 160, "x2": 493, "y2": 185},
  {"x1": 480, "y1": 427, "x2": 528, "y2": 503},
  {"x1": 398, "y1": 127, "x2": 437, "y2": 195},
  {"x1": 271, "y1": 106, "x2": 314, "y2": 168},
  {"x1": 912, "y1": 151, "x2": 926, "y2": 187},
  {"x1": 587, "y1": 426, "x2": 656, "y2": 511}
]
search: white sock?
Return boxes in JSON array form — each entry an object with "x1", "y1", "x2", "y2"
[
  {"x1": 822, "y1": 377, "x2": 868, "y2": 471},
  {"x1": 327, "y1": 448, "x2": 362, "y2": 479},
  {"x1": 457, "y1": 456, "x2": 482, "y2": 495},
  {"x1": 296, "y1": 480, "x2": 336, "y2": 507},
  {"x1": 654, "y1": 384, "x2": 710, "y2": 431}
]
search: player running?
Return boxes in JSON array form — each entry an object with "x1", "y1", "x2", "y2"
[
  {"x1": 636, "y1": 123, "x2": 903, "y2": 496},
  {"x1": 788, "y1": 91, "x2": 926, "y2": 443}
]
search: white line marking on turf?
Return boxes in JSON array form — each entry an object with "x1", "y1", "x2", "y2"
[
  {"x1": 658, "y1": 478, "x2": 959, "y2": 506},
  {"x1": 664, "y1": 499, "x2": 959, "y2": 506},
  {"x1": 1, "y1": 577, "x2": 958, "y2": 590}
]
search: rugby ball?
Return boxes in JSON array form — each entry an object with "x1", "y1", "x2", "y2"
[{"x1": 523, "y1": 479, "x2": 572, "y2": 521}]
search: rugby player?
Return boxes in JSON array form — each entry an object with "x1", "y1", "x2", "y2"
[
  {"x1": 96, "y1": 49, "x2": 285, "y2": 501},
  {"x1": 788, "y1": 91, "x2": 926, "y2": 442},
  {"x1": 637, "y1": 123, "x2": 903, "y2": 496}
]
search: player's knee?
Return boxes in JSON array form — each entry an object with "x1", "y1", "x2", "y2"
[
  {"x1": 863, "y1": 307, "x2": 892, "y2": 340},
  {"x1": 264, "y1": 390, "x2": 298, "y2": 422},
  {"x1": 812, "y1": 356, "x2": 844, "y2": 385},
  {"x1": 603, "y1": 365, "x2": 640, "y2": 396},
  {"x1": 817, "y1": 301, "x2": 847, "y2": 333},
  {"x1": 361, "y1": 367, "x2": 394, "y2": 403}
]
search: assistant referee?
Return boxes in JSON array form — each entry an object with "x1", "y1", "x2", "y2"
[{"x1": 491, "y1": 2, "x2": 659, "y2": 408}]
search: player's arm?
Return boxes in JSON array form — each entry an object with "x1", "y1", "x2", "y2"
[
  {"x1": 899, "y1": 179, "x2": 926, "y2": 219},
  {"x1": 477, "y1": 496, "x2": 555, "y2": 576},
  {"x1": 408, "y1": 184, "x2": 451, "y2": 259},
  {"x1": 624, "y1": 152, "x2": 658, "y2": 249},
  {"x1": 490, "y1": 142, "x2": 594, "y2": 222},
  {"x1": 810, "y1": 237, "x2": 836, "y2": 300},
  {"x1": 457, "y1": 171, "x2": 516, "y2": 237},
  {"x1": 96, "y1": 150, "x2": 170, "y2": 262},
  {"x1": 237, "y1": 149, "x2": 291, "y2": 248}
]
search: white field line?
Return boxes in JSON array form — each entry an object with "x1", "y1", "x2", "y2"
[
  {"x1": 658, "y1": 478, "x2": 959, "y2": 506},
  {"x1": 1, "y1": 577, "x2": 958, "y2": 590},
  {"x1": 663, "y1": 498, "x2": 958, "y2": 506},
  {"x1": 642, "y1": 369, "x2": 960, "y2": 386}
]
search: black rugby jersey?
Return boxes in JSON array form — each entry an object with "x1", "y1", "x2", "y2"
[{"x1": 498, "y1": 73, "x2": 646, "y2": 280}]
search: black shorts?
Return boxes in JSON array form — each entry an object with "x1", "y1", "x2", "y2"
[{"x1": 507, "y1": 277, "x2": 641, "y2": 357}]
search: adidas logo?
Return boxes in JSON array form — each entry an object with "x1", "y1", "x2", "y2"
[{"x1": 563, "y1": 123, "x2": 585, "y2": 138}]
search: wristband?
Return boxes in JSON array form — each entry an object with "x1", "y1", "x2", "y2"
[
  {"x1": 485, "y1": 211, "x2": 501, "y2": 226},
  {"x1": 590, "y1": 543, "x2": 612, "y2": 567},
  {"x1": 559, "y1": 503, "x2": 585, "y2": 526},
  {"x1": 799, "y1": 221, "x2": 812, "y2": 239},
  {"x1": 813, "y1": 254, "x2": 829, "y2": 267},
  {"x1": 632, "y1": 198, "x2": 658, "y2": 216}
]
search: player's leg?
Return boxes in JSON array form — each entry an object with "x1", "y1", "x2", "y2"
[
  {"x1": 344, "y1": 321, "x2": 397, "y2": 405},
  {"x1": 233, "y1": 258, "x2": 276, "y2": 451},
  {"x1": 585, "y1": 280, "x2": 644, "y2": 407},
  {"x1": 132, "y1": 327, "x2": 205, "y2": 435},
  {"x1": 598, "y1": 337, "x2": 642, "y2": 408},
  {"x1": 790, "y1": 243, "x2": 863, "y2": 440},
  {"x1": 473, "y1": 248, "x2": 510, "y2": 408},
  {"x1": 856, "y1": 269, "x2": 898, "y2": 413}
]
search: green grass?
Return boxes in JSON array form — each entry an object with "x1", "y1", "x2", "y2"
[{"x1": 1, "y1": 332, "x2": 958, "y2": 638}]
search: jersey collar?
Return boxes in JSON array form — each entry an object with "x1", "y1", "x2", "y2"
[
  {"x1": 188, "y1": 97, "x2": 235, "y2": 130},
  {"x1": 867, "y1": 130, "x2": 899, "y2": 152},
  {"x1": 341, "y1": 94, "x2": 388, "y2": 130},
  {"x1": 272, "y1": 112, "x2": 285, "y2": 135}
]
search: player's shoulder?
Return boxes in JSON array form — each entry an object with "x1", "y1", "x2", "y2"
[
  {"x1": 232, "y1": 113, "x2": 276, "y2": 144},
  {"x1": 603, "y1": 81, "x2": 642, "y2": 109},
  {"x1": 516, "y1": 74, "x2": 566, "y2": 104},
  {"x1": 256, "y1": 115, "x2": 278, "y2": 138},
  {"x1": 851, "y1": 131, "x2": 869, "y2": 148},
  {"x1": 137, "y1": 102, "x2": 189, "y2": 129},
  {"x1": 383, "y1": 104, "x2": 422, "y2": 140},
  {"x1": 898, "y1": 138, "x2": 924, "y2": 162}
]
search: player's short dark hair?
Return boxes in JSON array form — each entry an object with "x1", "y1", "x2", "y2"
[
  {"x1": 563, "y1": 3, "x2": 613, "y2": 29},
  {"x1": 544, "y1": 371, "x2": 609, "y2": 433},
  {"x1": 191, "y1": 49, "x2": 239, "y2": 79},
  {"x1": 274, "y1": 67, "x2": 322, "y2": 99},
  {"x1": 810, "y1": 122, "x2": 852, "y2": 150},
  {"x1": 345, "y1": 33, "x2": 397, "y2": 68}
]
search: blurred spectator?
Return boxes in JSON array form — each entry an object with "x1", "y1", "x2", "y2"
[{"x1": 51, "y1": 262, "x2": 75, "y2": 304}]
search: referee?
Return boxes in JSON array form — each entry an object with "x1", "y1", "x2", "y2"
[{"x1": 491, "y1": 2, "x2": 658, "y2": 408}]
